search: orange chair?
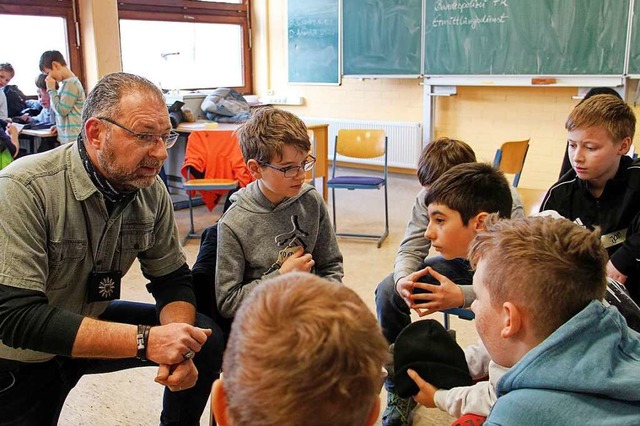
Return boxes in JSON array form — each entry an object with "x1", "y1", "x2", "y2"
[
  {"x1": 180, "y1": 130, "x2": 254, "y2": 243},
  {"x1": 327, "y1": 129, "x2": 388, "y2": 248},
  {"x1": 492, "y1": 139, "x2": 530, "y2": 187}
]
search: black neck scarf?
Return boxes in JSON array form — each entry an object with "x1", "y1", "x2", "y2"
[{"x1": 77, "y1": 134, "x2": 137, "y2": 209}]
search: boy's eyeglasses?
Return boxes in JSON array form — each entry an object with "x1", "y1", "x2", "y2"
[
  {"x1": 260, "y1": 155, "x2": 316, "y2": 178},
  {"x1": 97, "y1": 116, "x2": 179, "y2": 149}
]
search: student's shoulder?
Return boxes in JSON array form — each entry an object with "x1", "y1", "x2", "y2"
[{"x1": 488, "y1": 389, "x2": 565, "y2": 425}]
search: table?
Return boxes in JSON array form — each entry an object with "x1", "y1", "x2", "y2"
[
  {"x1": 20, "y1": 128, "x2": 56, "y2": 154},
  {"x1": 173, "y1": 121, "x2": 329, "y2": 201}
]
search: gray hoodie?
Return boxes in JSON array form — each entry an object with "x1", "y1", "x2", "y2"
[{"x1": 216, "y1": 182, "x2": 343, "y2": 317}]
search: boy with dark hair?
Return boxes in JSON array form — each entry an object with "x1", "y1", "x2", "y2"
[
  {"x1": 541, "y1": 94, "x2": 640, "y2": 303},
  {"x1": 377, "y1": 138, "x2": 523, "y2": 425},
  {"x1": 213, "y1": 108, "x2": 343, "y2": 319},
  {"x1": 39, "y1": 50, "x2": 85, "y2": 144},
  {"x1": 462, "y1": 216, "x2": 640, "y2": 424},
  {"x1": 380, "y1": 160, "x2": 515, "y2": 425},
  {"x1": 212, "y1": 272, "x2": 389, "y2": 426},
  {"x1": 30, "y1": 73, "x2": 55, "y2": 127}
]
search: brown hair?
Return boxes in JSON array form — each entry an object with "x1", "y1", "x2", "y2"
[
  {"x1": 468, "y1": 215, "x2": 608, "y2": 339},
  {"x1": 235, "y1": 107, "x2": 311, "y2": 164},
  {"x1": 222, "y1": 272, "x2": 389, "y2": 426},
  {"x1": 0, "y1": 63, "x2": 14, "y2": 77},
  {"x1": 417, "y1": 137, "x2": 477, "y2": 186},
  {"x1": 566, "y1": 94, "x2": 635, "y2": 143},
  {"x1": 39, "y1": 50, "x2": 67, "y2": 71}
]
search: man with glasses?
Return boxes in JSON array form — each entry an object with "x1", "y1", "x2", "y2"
[
  {"x1": 209, "y1": 107, "x2": 343, "y2": 322},
  {"x1": 0, "y1": 72, "x2": 223, "y2": 426}
]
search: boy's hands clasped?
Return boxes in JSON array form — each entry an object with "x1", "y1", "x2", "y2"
[
  {"x1": 396, "y1": 266, "x2": 464, "y2": 317},
  {"x1": 146, "y1": 324, "x2": 212, "y2": 392}
]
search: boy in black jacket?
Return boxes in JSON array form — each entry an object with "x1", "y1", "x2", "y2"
[{"x1": 541, "y1": 94, "x2": 640, "y2": 302}]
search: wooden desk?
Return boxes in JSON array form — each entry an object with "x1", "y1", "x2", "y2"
[
  {"x1": 20, "y1": 128, "x2": 56, "y2": 154},
  {"x1": 174, "y1": 121, "x2": 330, "y2": 201}
]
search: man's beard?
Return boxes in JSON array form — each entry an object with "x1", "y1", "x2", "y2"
[{"x1": 97, "y1": 140, "x2": 163, "y2": 191}]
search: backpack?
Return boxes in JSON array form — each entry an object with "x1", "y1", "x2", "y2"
[{"x1": 4, "y1": 85, "x2": 27, "y2": 118}]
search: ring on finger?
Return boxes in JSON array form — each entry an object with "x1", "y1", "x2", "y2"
[{"x1": 183, "y1": 349, "x2": 195, "y2": 360}]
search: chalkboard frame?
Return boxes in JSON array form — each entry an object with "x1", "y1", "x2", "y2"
[
  {"x1": 287, "y1": 0, "x2": 341, "y2": 85},
  {"x1": 626, "y1": 0, "x2": 640, "y2": 77}
]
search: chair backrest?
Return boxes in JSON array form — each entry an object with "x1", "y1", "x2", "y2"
[
  {"x1": 493, "y1": 139, "x2": 530, "y2": 174},
  {"x1": 335, "y1": 129, "x2": 386, "y2": 159}
]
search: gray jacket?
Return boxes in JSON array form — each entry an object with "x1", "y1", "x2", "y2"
[
  {"x1": 216, "y1": 182, "x2": 343, "y2": 317},
  {"x1": 0, "y1": 143, "x2": 185, "y2": 362}
]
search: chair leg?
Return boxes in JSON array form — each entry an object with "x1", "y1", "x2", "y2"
[
  {"x1": 331, "y1": 188, "x2": 337, "y2": 233},
  {"x1": 183, "y1": 190, "x2": 197, "y2": 245},
  {"x1": 377, "y1": 184, "x2": 390, "y2": 248},
  {"x1": 513, "y1": 172, "x2": 521, "y2": 188}
]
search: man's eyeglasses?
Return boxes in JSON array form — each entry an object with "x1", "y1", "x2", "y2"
[
  {"x1": 97, "y1": 116, "x2": 179, "y2": 149},
  {"x1": 260, "y1": 155, "x2": 316, "y2": 178}
]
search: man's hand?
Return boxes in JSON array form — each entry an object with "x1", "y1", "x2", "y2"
[
  {"x1": 279, "y1": 247, "x2": 314, "y2": 274},
  {"x1": 155, "y1": 359, "x2": 199, "y2": 392},
  {"x1": 50, "y1": 125, "x2": 57, "y2": 135},
  {"x1": 407, "y1": 369, "x2": 438, "y2": 407},
  {"x1": 407, "y1": 267, "x2": 464, "y2": 317},
  {"x1": 146, "y1": 323, "x2": 211, "y2": 366},
  {"x1": 607, "y1": 260, "x2": 628, "y2": 284}
]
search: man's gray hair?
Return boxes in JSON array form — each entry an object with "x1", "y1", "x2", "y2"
[{"x1": 81, "y1": 72, "x2": 164, "y2": 137}]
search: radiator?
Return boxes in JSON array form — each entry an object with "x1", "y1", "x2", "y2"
[{"x1": 302, "y1": 117, "x2": 423, "y2": 169}]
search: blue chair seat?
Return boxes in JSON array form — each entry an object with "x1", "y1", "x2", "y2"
[{"x1": 327, "y1": 176, "x2": 385, "y2": 188}]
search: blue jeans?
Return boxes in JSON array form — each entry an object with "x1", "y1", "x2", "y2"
[
  {"x1": 0, "y1": 301, "x2": 224, "y2": 426},
  {"x1": 374, "y1": 256, "x2": 473, "y2": 392}
]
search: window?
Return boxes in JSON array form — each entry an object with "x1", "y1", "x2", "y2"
[
  {"x1": 0, "y1": 0, "x2": 83, "y2": 96},
  {"x1": 118, "y1": 0, "x2": 252, "y2": 94}
]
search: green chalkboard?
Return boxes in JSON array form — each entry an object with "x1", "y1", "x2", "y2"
[
  {"x1": 424, "y1": 0, "x2": 629, "y2": 76},
  {"x1": 628, "y1": 0, "x2": 640, "y2": 75},
  {"x1": 288, "y1": 0, "x2": 340, "y2": 84},
  {"x1": 343, "y1": 0, "x2": 422, "y2": 76}
]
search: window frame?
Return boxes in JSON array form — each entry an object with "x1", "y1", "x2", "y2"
[
  {"x1": 0, "y1": 0, "x2": 85, "y2": 89},
  {"x1": 117, "y1": 0, "x2": 253, "y2": 94}
]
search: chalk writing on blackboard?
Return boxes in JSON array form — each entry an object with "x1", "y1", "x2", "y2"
[
  {"x1": 288, "y1": 0, "x2": 340, "y2": 84},
  {"x1": 431, "y1": 0, "x2": 509, "y2": 30}
]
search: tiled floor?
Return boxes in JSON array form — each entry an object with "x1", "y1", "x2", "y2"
[{"x1": 58, "y1": 169, "x2": 545, "y2": 425}]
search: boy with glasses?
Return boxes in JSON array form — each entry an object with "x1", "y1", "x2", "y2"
[{"x1": 213, "y1": 107, "x2": 343, "y2": 319}]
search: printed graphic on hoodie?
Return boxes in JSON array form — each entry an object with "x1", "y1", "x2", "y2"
[{"x1": 265, "y1": 215, "x2": 309, "y2": 274}]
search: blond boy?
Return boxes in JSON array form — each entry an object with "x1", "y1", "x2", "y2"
[{"x1": 465, "y1": 216, "x2": 640, "y2": 424}]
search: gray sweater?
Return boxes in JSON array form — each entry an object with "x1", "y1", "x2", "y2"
[{"x1": 216, "y1": 182, "x2": 343, "y2": 317}]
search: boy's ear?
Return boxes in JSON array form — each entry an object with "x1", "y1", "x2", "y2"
[
  {"x1": 501, "y1": 301, "x2": 522, "y2": 338},
  {"x1": 211, "y1": 379, "x2": 231, "y2": 426},
  {"x1": 247, "y1": 159, "x2": 262, "y2": 179},
  {"x1": 617, "y1": 136, "x2": 632, "y2": 156},
  {"x1": 471, "y1": 211, "x2": 490, "y2": 232}
]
